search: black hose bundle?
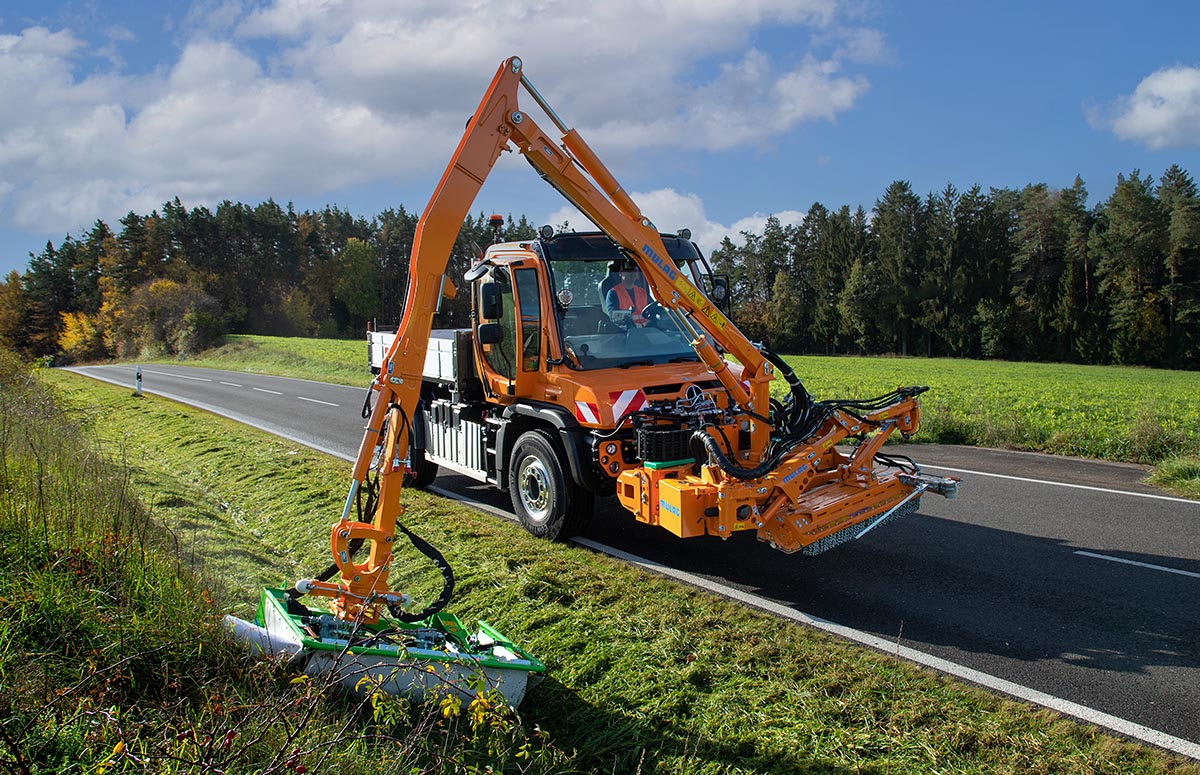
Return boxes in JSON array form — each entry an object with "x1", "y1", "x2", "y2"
[
  {"x1": 696, "y1": 346, "x2": 929, "y2": 480},
  {"x1": 291, "y1": 403, "x2": 455, "y2": 623}
]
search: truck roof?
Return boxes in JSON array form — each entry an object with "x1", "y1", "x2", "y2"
[{"x1": 528, "y1": 231, "x2": 703, "y2": 263}]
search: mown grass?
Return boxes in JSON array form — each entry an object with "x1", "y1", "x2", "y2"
[{"x1": 33, "y1": 366, "x2": 1200, "y2": 774}]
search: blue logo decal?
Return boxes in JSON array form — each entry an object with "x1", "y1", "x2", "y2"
[
  {"x1": 781, "y1": 464, "x2": 809, "y2": 485},
  {"x1": 659, "y1": 499, "x2": 681, "y2": 517},
  {"x1": 641, "y1": 243, "x2": 678, "y2": 281}
]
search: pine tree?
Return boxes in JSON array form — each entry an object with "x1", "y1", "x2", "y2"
[
  {"x1": 374, "y1": 206, "x2": 419, "y2": 326},
  {"x1": 1054, "y1": 177, "x2": 1105, "y2": 362},
  {"x1": 971, "y1": 187, "x2": 1019, "y2": 359},
  {"x1": 1011, "y1": 183, "x2": 1069, "y2": 359},
  {"x1": 23, "y1": 241, "x2": 76, "y2": 354},
  {"x1": 872, "y1": 181, "x2": 925, "y2": 354},
  {"x1": 1157, "y1": 165, "x2": 1200, "y2": 366},
  {"x1": 1091, "y1": 171, "x2": 1169, "y2": 365},
  {"x1": 946, "y1": 187, "x2": 990, "y2": 356},
  {"x1": 918, "y1": 185, "x2": 957, "y2": 356},
  {"x1": 807, "y1": 203, "x2": 853, "y2": 354},
  {"x1": 837, "y1": 207, "x2": 886, "y2": 353}
]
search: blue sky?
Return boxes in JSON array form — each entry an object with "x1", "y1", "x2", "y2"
[{"x1": 1, "y1": 0, "x2": 1198, "y2": 278}]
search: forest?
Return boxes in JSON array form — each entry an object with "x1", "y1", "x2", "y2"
[{"x1": 1, "y1": 164, "x2": 1197, "y2": 370}]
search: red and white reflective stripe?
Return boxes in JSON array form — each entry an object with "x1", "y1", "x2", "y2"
[
  {"x1": 609, "y1": 389, "x2": 647, "y2": 421},
  {"x1": 574, "y1": 401, "x2": 600, "y2": 424}
]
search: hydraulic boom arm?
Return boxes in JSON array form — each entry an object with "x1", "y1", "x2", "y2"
[
  {"x1": 299, "y1": 56, "x2": 953, "y2": 622},
  {"x1": 298, "y1": 55, "x2": 781, "y2": 621}
]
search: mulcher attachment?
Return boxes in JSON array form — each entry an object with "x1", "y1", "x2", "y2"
[
  {"x1": 800, "y1": 496, "x2": 922, "y2": 556},
  {"x1": 798, "y1": 471, "x2": 957, "y2": 556}
]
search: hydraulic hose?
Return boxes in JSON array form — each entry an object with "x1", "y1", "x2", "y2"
[
  {"x1": 758, "y1": 345, "x2": 814, "y2": 434},
  {"x1": 693, "y1": 430, "x2": 779, "y2": 481}
]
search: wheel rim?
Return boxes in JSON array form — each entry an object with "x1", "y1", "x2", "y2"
[{"x1": 517, "y1": 453, "x2": 552, "y2": 523}]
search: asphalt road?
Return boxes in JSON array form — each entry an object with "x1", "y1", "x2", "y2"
[{"x1": 67, "y1": 363, "x2": 1200, "y2": 751}]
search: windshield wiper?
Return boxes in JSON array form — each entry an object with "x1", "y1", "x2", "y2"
[{"x1": 616, "y1": 359, "x2": 654, "y2": 369}]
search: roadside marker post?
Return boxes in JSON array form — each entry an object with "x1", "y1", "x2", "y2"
[{"x1": 135, "y1": 366, "x2": 142, "y2": 396}]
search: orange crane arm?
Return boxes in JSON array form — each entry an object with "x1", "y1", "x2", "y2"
[{"x1": 303, "y1": 56, "x2": 771, "y2": 621}]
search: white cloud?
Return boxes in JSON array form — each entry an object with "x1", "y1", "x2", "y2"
[
  {"x1": 237, "y1": 0, "x2": 873, "y2": 147},
  {"x1": 1104, "y1": 65, "x2": 1200, "y2": 149},
  {"x1": 0, "y1": 30, "x2": 424, "y2": 234},
  {"x1": 828, "y1": 26, "x2": 891, "y2": 65},
  {"x1": 183, "y1": 0, "x2": 249, "y2": 36},
  {"x1": 545, "y1": 188, "x2": 804, "y2": 257},
  {"x1": 0, "y1": 1, "x2": 882, "y2": 238}
]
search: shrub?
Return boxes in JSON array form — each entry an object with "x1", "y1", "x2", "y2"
[
  {"x1": 56, "y1": 311, "x2": 108, "y2": 363},
  {"x1": 108, "y1": 279, "x2": 226, "y2": 358}
]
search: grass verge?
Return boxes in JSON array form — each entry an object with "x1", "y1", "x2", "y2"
[
  {"x1": 1148, "y1": 455, "x2": 1200, "y2": 499},
  {"x1": 785, "y1": 355, "x2": 1200, "y2": 465},
  {"x1": 1, "y1": 354, "x2": 569, "y2": 774},
  {"x1": 35, "y1": 366, "x2": 1200, "y2": 774}
]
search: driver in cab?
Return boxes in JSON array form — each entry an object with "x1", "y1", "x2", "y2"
[{"x1": 604, "y1": 264, "x2": 651, "y2": 328}]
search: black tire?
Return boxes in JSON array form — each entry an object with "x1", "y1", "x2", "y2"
[
  {"x1": 508, "y1": 429, "x2": 594, "y2": 540},
  {"x1": 403, "y1": 447, "x2": 438, "y2": 489}
]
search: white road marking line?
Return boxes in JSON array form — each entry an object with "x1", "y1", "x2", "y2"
[
  {"x1": 1075, "y1": 550, "x2": 1200, "y2": 579},
  {"x1": 252, "y1": 387, "x2": 283, "y2": 395},
  {"x1": 219, "y1": 381, "x2": 243, "y2": 387},
  {"x1": 141, "y1": 369, "x2": 211, "y2": 382},
  {"x1": 922, "y1": 464, "x2": 1199, "y2": 505},
  {"x1": 297, "y1": 396, "x2": 339, "y2": 407}
]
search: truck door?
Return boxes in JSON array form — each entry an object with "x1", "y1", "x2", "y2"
[
  {"x1": 512, "y1": 266, "x2": 543, "y2": 398},
  {"x1": 476, "y1": 264, "x2": 543, "y2": 398}
]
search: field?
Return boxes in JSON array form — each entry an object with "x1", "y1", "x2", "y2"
[
  {"x1": 786, "y1": 355, "x2": 1200, "y2": 465},
  {"x1": 8, "y1": 360, "x2": 1194, "y2": 774}
]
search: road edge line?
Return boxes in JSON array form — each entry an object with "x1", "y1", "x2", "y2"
[{"x1": 922, "y1": 464, "x2": 1198, "y2": 505}]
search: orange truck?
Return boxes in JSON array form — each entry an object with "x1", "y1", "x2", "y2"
[{"x1": 306, "y1": 56, "x2": 957, "y2": 623}]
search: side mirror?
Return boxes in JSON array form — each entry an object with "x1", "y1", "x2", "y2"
[
  {"x1": 477, "y1": 322, "x2": 503, "y2": 345},
  {"x1": 479, "y1": 281, "x2": 501, "y2": 320},
  {"x1": 709, "y1": 276, "x2": 730, "y2": 311}
]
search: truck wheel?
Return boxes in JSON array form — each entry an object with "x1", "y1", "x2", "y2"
[
  {"x1": 404, "y1": 448, "x2": 438, "y2": 489},
  {"x1": 509, "y1": 430, "x2": 593, "y2": 540}
]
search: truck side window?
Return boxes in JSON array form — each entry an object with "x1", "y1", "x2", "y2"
[
  {"x1": 481, "y1": 268, "x2": 516, "y2": 380},
  {"x1": 514, "y1": 268, "x2": 541, "y2": 372}
]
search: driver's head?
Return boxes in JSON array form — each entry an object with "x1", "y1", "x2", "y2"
[{"x1": 619, "y1": 269, "x2": 638, "y2": 287}]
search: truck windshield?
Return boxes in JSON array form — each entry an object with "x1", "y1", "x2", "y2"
[{"x1": 548, "y1": 258, "x2": 699, "y2": 370}]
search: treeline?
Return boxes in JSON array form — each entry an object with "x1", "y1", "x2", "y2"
[
  {"x1": 710, "y1": 164, "x2": 1200, "y2": 369},
  {"x1": 711, "y1": 165, "x2": 1200, "y2": 369},
  {"x1": 0, "y1": 198, "x2": 535, "y2": 361},
  {"x1": 2, "y1": 165, "x2": 1197, "y2": 369}
]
